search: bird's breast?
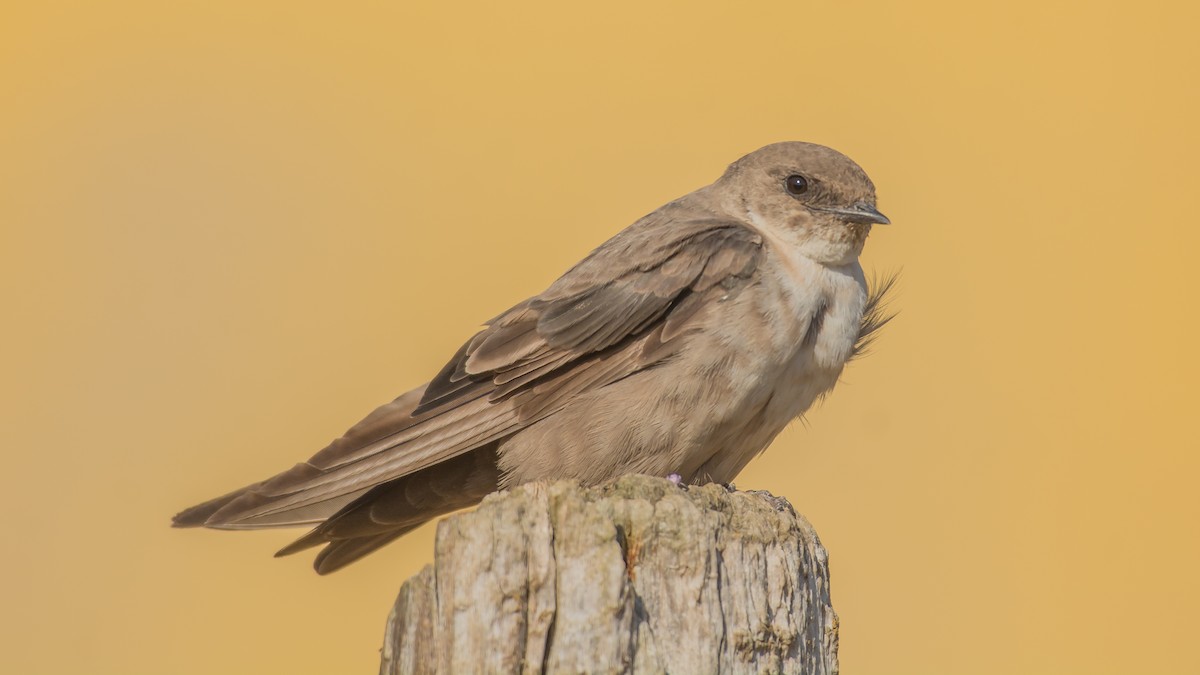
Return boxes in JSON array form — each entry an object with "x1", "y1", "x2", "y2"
[
  {"x1": 691, "y1": 243, "x2": 867, "y2": 477},
  {"x1": 757, "y1": 248, "x2": 866, "y2": 417}
]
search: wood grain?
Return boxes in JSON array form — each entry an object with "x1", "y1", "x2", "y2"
[{"x1": 380, "y1": 475, "x2": 838, "y2": 674}]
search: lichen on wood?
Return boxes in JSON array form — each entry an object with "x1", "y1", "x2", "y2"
[{"x1": 380, "y1": 475, "x2": 838, "y2": 675}]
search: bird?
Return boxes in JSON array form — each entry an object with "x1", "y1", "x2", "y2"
[{"x1": 173, "y1": 141, "x2": 895, "y2": 574}]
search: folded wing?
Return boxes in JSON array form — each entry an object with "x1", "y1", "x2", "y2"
[{"x1": 173, "y1": 207, "x2": 763, "y2": 570}]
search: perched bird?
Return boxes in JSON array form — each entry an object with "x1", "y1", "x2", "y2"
[{"x1": 173, "y1": 141, "x2": 894, "y2": 574}]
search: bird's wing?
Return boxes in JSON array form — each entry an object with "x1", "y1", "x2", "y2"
[
  {"x1": 415, "y1": 212, "x2": 763, "y2": 414},
  {"x1": 176, "y1": 210, "x2": 762, "y2": 530}
]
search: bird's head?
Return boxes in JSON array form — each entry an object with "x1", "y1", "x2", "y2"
[{"x1": 716, "y1": 141, "x2": 889, "y2": 266}]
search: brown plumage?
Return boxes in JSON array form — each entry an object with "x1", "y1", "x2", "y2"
[{"x1": 173, "y1": 141, "x2": 895, "y2": 574}]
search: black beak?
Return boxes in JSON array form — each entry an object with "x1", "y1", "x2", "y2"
[{"x1": 816, "y1": 203, "x2": 891, "y2": 225}]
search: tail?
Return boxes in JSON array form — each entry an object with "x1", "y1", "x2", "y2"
[
  {"x1": 171, "y1": 374, "x2": 511, "y2": 572},
  {"x1": 276, "y1": 442, "x2": 502, "y2": 574}
]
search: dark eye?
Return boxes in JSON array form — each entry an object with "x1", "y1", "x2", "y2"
[{"x1": 784, "y1": 174, "x2": 809, "y2": 196}]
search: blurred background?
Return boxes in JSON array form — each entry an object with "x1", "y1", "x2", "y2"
[{"x1": 2, "y1": 1, "x2": 1197, "y2": 673}]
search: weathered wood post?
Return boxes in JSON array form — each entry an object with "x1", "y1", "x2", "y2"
[{"x1": 379, "y1": 475, "x2": 838, "y2": 674}]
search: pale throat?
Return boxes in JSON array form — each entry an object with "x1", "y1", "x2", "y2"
[
  {"x1": 744, "y1": 208, "x2": 868, "y2": 368},
  {"x1": 744, "y1": 209, "x2": 864, "y2": 269}
]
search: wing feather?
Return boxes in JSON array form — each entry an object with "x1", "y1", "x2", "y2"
[
  {"x1": 185, "y1": 209, "x2": 763, "y2": 540},
  {"x1": 418, "y1": 217, "x2": 762, "y2": 414}
]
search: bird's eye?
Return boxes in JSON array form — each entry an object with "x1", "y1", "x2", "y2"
[{"x1": 784, "y1": 174, "x2": 809, "y2": 196}]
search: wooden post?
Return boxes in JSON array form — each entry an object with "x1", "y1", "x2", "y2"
[{"x1": 379, "y1": 475, "x2": 839, "y2": 674}]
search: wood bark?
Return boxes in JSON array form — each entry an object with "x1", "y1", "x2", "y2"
[{"x1": 379, "y1": 475, "x2": 838, "y2": 674}]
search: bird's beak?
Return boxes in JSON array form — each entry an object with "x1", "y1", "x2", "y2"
[{"x1": 817, "y1": 203, "x2": 891, "y2": 225}]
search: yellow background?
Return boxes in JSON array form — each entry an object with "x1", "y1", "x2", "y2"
[{"x1": 3, "y1": 1, "x2": 1197, "y2": 673}]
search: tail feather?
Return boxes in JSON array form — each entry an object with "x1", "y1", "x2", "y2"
[
  {"x1": 273, "y1": 528, "x2": 328, "y2": 558},
  {"x1": 312, "y1": 528, "x2": 419, "y2": 575},
  {"x1": 275, "y1": 443, "x2": 502, "y2": 572}
]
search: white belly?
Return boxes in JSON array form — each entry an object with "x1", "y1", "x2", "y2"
[
  {"x1": 688, "y1": 246, "x2": 867, "y2": 482},
  {"x1": 498, "y1": 238, "x2": 869, "y2": 487}
]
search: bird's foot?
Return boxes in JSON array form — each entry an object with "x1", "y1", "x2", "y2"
[
  {"x1": 720, "y1": 482, "x2": 737, "y2": 492},
  {"x1": 666, "y1": 473, "x2": 687, "y2": 490}
]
